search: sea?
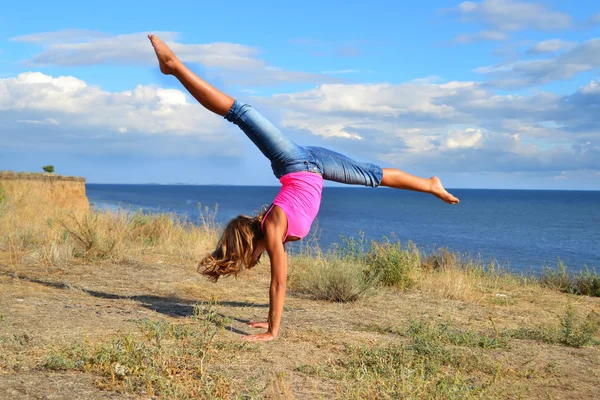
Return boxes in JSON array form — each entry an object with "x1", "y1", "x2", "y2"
[{"x1": 86, "y1": 184, "x2": 600, "y2": 275}]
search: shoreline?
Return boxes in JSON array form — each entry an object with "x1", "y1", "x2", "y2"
[
  {"x1": 87, "y1": 198, "x2": 599, "y2": 278},
  {"x1": 85, "y1": 182, "x2": 600, "y2": 192}
]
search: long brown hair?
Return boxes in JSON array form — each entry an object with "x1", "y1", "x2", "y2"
[{"x1": 199, "y1": 210, "x2": 266, "y2": 282}]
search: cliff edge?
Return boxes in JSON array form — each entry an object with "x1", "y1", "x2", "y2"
[{"x1": 0, "y1": 171, "x2": 89, "y2": 213}]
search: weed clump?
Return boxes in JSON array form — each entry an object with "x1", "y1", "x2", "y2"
[
  {"x1": 540, "y1": 261, "x2": 600, "y2": 297},
  {"x1": 504, "y1": 304, "x2": 598, "y2": 348},
  {"x1": 365, "y1": 239, "x2": 422, "y2": 289},
  {"x1": 43, "y1": 303, "x2": 231, "y2": 399},
  {"x1": 290, "y1": 255, "x2": 379, "y2": 302}
]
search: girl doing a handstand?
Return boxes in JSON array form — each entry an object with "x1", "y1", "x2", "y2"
[{"x1": 148, "y1": 35, "x2": 459, "y2": 342}]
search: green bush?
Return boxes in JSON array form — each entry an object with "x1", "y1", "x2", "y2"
[
  {"x1": 574, "y1": 267, "x2": 600, "y2": 297},
  {"x1": 559, "y1": 304, "x2": 598, "y2": 347},
  {"x1": 540, "y1": 260, "x2": 571, "y2": 292},
  {"x1": 422, "y1": 248, "x2": 464, "y2": 271},
  {"x1": 290, "y1": 256, "x2": 379, "y2": 302},
  {"x1": 365, "y1": 239, "x2": 421, "y2": 289},
  {"x1": 335, "y1": 231, "x2": 368, "y2": 260},
  {"x1": 42, "y1": 165, "x2": 55, "y2": 173},
  {"x1": 540, "y1": 260, "x2": 600, "y2": 297}
]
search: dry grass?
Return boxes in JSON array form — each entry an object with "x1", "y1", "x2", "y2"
[
  {"x1": 1, "y1": 191, "x2": 600, "y2": 399},
  {"x1": 0, "y1": 197, "x2": 218, "y2": 268},
  {"x1": 43, "y1": 303, "x2": 234, "y2": 399},
  {"x1": 299, "y1": 318, "x2": 512, "y2": 399},
  {"x1": 419, "y1": 268, "x2": 488, "y2": 303},
  {"x1": 0, "y1": 171, "x2": 89, "y2": 213},
  {"x1": 289, "y1": 253, "x2": 379, "y2": 302}
]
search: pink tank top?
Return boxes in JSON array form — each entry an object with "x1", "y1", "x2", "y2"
[{"x1": 262, "y1": 172, "x2": 324, "y2": 240}]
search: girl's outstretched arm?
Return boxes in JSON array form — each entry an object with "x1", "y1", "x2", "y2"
[{"x1": 243, "y1": 228, "x2": 287, "y2": 342}]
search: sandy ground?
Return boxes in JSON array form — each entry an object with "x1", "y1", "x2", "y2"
[{"x1": 1, "y1": 257, "x2": 599, "y2": 399}]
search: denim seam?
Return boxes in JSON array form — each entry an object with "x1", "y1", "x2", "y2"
[
  {"x1": 305, "y1": 150, "x2": 324, "y2": 175},
  {"x1": 223, "y1": 100, "x2": 238, "y2": 123}
]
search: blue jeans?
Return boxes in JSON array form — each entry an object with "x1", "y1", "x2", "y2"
[{"x1": 224, "y1": 100, "x2": 383, "y2": 187}]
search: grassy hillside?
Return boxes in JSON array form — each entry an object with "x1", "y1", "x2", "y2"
[{"x1": 0, "y1": 194, "x2": 598, "y2": 399}]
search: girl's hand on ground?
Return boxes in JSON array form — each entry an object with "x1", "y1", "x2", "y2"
[
  {"x1": 247, "y1": 321, "x2": 269, "y2": 329},
  {"x1": 242, "y1": 332, "x2": 275, "y2": 342}
]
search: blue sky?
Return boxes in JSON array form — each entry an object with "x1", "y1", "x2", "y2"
[{"x1": 1, "y1": 0, "x2": 599, "y2": 189}]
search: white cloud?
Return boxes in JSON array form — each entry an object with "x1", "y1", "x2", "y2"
[
  {"x1": 527, "y1": 39, "x2": 576, "y2": 54},
  {"x1": 2, "y1": 72, "x2": 599, "y2": 177},
  {"x1": 0, "y1": 72, "x2": 252, "y2": 158},
  {"x1": 11, "y1": 31, "x2": 261, "y2": 69},
  {"x1": 12, "y1": 29, "x2": 110, "y2": 44},
  {"x1": 11, "y1": 30, "x2": 339, "y2": 86},
  {"x1": 262, "y1": 79, "x2": 599, "y2": 175},
  {"x1": 553, "y1": 171, "x2": 568, "y2": 180},
  {"x1": 17, "y1": 118, "x2": 60, "y2": 126},
  {"x1": 589, "y1": 13, "x2": 600, "y2": 25},
  {"x1": 454, "y1": 30, "x2": 508, "y2": 43},
  {"x1": 445, "y1": 128, "x2": 483, "y2": 148},
  {"x1": 0, "y1": 72, "x2": 230, "y2": 137},
  {"x1": 454, "y1": 0, "x2": 572, "y2": 31},
  {"x1": 579, "y1": 80, "x2": 600, "y2": 94},
  {"x1": 272, "y1": 81, "x2": 481, "y2": 119},
  {"x1": 475, "y1": 38, "x2": 600, "y2": 88},
  {"x1": 447, "y1": 0, "x2": 572, "y2": 43},
  {"x1": 458, "y1": 2, "x2": 478, "y2": 13},
  {"x1": 410, "y1": 76, "x2": 444, "y2": 84},
  {"x1": 322, "y1": 69, "x2": 360, "y2": 74}
]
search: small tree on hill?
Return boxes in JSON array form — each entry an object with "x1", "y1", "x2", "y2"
[{"x1": 42, "y1": 165, "x2": 55, "y2": 174}]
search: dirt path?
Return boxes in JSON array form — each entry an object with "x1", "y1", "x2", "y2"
[{"x1": 1, "y1": 260, "x2": 599, "y2": 399}]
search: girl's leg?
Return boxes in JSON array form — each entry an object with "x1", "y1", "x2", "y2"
[
  {"x1": 307, "y1": 146, "x2": 459, "y2": 204},
  {"x1": 381, "y1": 169, "x2": 459, "y2": 204},
  {"x1": 149, "y1": 35, "x2": 459, "y2": 204},
  {"x1": 148, "y1": 34, "x2": 234, "y2": 116},
  {"x1": 149, "y1": 34, "x2": 303, "y2": 174}
]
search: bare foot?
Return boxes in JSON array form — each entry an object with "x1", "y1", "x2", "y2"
[
  {"x1": 430, "y1": 176, "x2": 459, "y2": 204},
  {"x1": 147, "y1": 34, "x2": 180, "y2": 75}
]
